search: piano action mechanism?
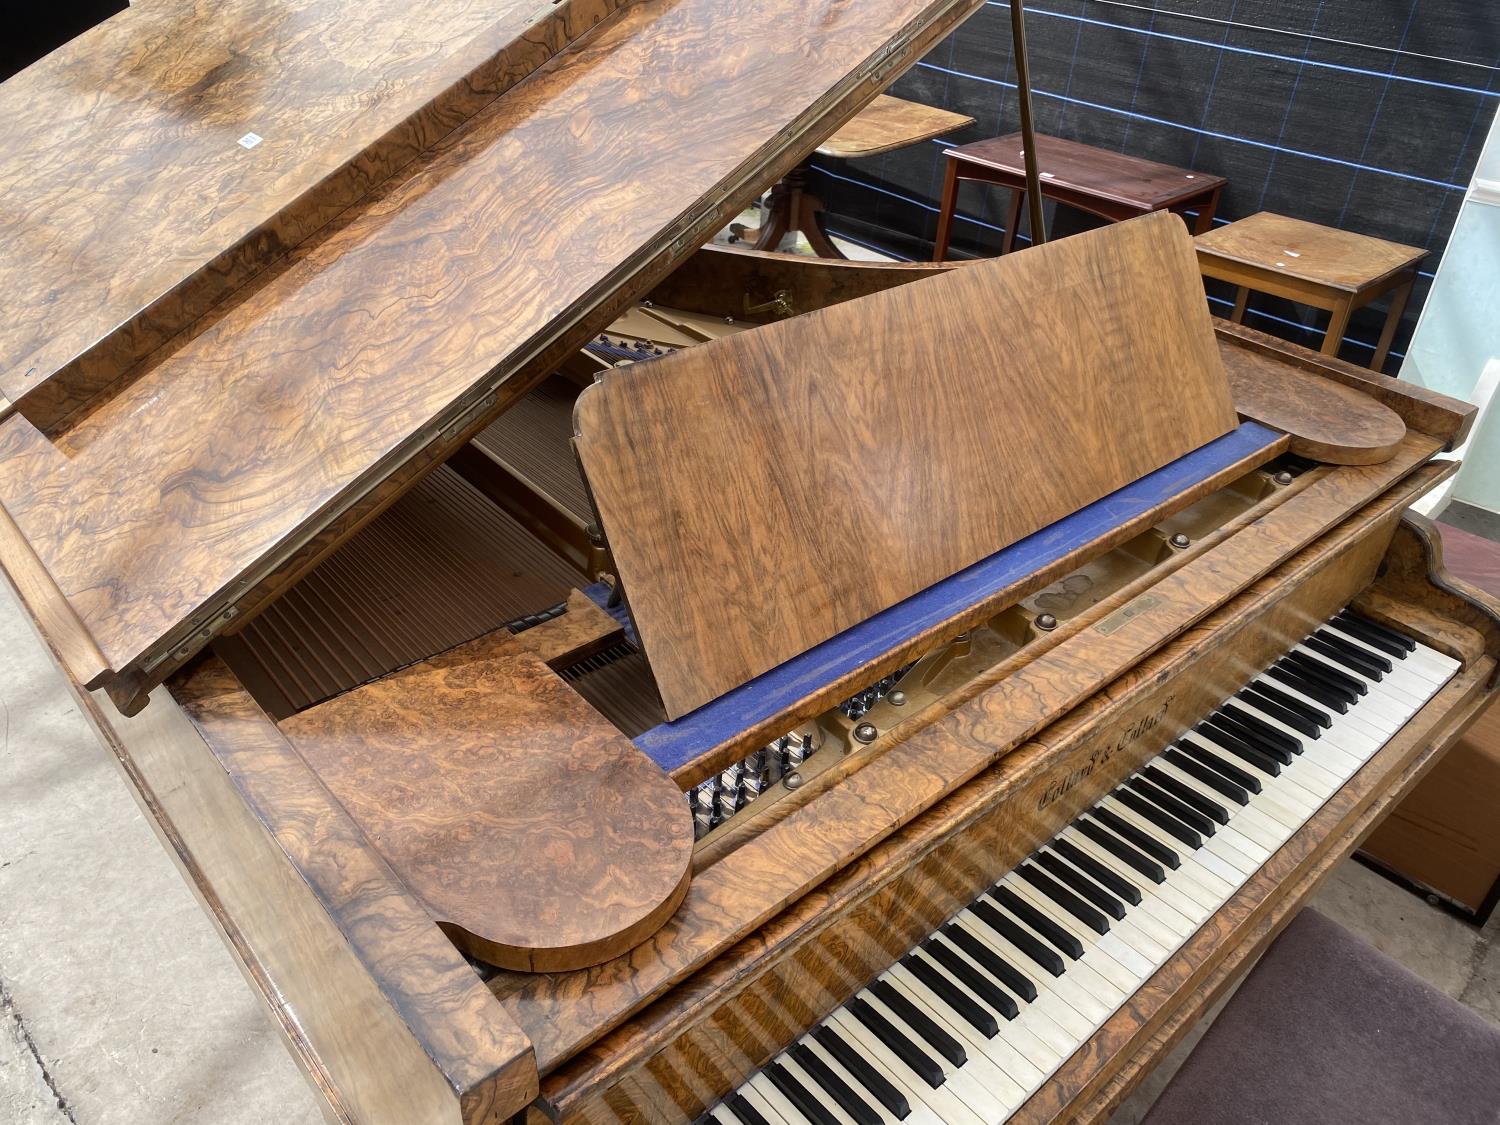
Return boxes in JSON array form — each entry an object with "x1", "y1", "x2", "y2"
[{"x1": 0, "y1": 2, "x2": 1496, "y2": 1124}]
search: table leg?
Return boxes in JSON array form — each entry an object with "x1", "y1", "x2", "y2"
[
  {"x1": 1001, "y1": 189, "x2": 1024, "y2": 255},
  {"x1": 1372, "y1": 275, "x2": 1414, "y2": 372},
  {"x1": 1230, "y1": 286, "x2": 1250, "y2": 324},
  {"x1": 1192, "y1": 186, "x2": 1223, "y2": 234},
  {"x1": 1322, "y1": 296, "x2": 1354, "y2": 359},
  {"x1": 933, "y1": 158, "x2": 960, "y2": 262}
]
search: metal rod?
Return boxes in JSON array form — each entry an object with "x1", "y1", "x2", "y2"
[{"x1": 1009, "y1": 0, "x2": 1046, "y2": 246}]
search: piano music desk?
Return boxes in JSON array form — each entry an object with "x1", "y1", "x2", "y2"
[
  {"x1": 1195, "y1": 212, "x2": 1426, "y2": 371},
  {"x1": 933, "y1": 132, "x2": 1226, "y2": 260}
]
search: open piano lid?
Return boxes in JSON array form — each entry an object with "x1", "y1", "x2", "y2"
[{"x1": 0, "y1": 0, "x2": 984, "y2": 713}]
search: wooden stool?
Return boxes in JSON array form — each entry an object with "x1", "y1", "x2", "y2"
[
  {"x1": 1140, "y1": 909, "x2": 1500, "y2": 1125},
  {"x1": 933, "y1": 132, "x2": 1224, "y2": 260},
  {"x1": 1195, "y1": 212, "x2": 1426, "y2": 371},
  {"x1": 733, "y1": 95, "x2": 972, "y2": 258}
]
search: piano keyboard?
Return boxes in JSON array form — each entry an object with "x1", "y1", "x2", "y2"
[{"x1": 703, "y1": 609, "x2": 1458, "y2": 1125}]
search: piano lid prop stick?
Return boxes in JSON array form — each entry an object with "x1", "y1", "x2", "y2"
[{"x1": 1010, "y1": 0, "x2": 1047, "y2": 247}]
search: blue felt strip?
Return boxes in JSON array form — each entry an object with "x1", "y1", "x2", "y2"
[{"x1": 634, "y1": 422, "x2": 1282, "y2": 773}]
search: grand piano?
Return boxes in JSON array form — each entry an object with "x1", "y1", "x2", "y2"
[{"x1": 2, "y1": 3, "x2": 1497, "y2": 1124}]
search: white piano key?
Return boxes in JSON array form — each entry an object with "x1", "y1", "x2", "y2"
[
  {"x1": 1058, "y1": 825, "x2": 1218, "y2": 918},
  {"x1": 796, "y1": 1034, "x2": 915, "y2": 1125},
  {"x1": 860, "y1": 989, "x2": 1006, "y2": 1125},
  {"x1": 1255, "y1": 676, "x2": 1392, "y2": 741},
  {"x1": 825, "y1": 1009, "x2": 985, "y2": 1125},
  {"x1": 1000, "y1": 876, "x2": 1162, "y2": 986},
  {"x1": 1039, "y1": 843, "x2": 1187, "y2": 949},
  {"x1": 947, "y1": 913, "x2": 1101, "y2": 1054},
  {"x1": 881, "y1": 967, "x2": 1030, "y2": 1114},
  {"x1": 1177, "y1": 732, "x2": 1322, "y2": 811},
  {"x1": 1321, "y1": 624, "x2": 1447, "y2": 688},
  {"x1": 906, "y1": 948, "x2": 1050, "y2": 1087},
  {"x1": 798, "y1": 1032, "x2": 936, "y2": 1125},
  {"x1": 776, "y1": 1054, "x2": 862, "y2": 1125},
  {"x1": 741, "y1": 1075, "x2": 799, "y2": 1124}
]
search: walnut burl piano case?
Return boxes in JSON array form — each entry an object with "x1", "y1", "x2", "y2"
[{"x1": 2, "y1": 3, "x2": 1499, "y2": 1124}]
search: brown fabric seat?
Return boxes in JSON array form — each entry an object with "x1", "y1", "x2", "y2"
[{"x1": 1140, "y1": 908, "x2": 1500, "y2": 1125}]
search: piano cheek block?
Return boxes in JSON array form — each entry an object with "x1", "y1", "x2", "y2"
[{"x1": 276, "y1": 637, "x2": 697, "y2": 973}]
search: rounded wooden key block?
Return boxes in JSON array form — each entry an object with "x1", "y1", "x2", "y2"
[
  {"x1": 1219, "y1": 340, "x2": 1406, "y2": 465},
  {"x1": 280, "y1": 629, "x2": 694, "y2": 972}
]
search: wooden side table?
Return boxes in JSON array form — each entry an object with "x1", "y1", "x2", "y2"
[
  {"x1": 733, "y1": 95, "x2": 972, "y2": 258},
  {"x1": 933, "y1": 132, "x2": 1225, "y2": 260},
  {"x1": 1195, "y1": 212, "x2": 1426, "y2": 371}
]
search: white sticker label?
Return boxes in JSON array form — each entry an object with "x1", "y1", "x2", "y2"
[{"x1": 238, "y1": 132, "x2": 263, "y2": 150}]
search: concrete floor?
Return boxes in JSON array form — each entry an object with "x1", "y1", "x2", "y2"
[{"x1": 3, "y1": 577, "x2": 1498, "y2": 1125}]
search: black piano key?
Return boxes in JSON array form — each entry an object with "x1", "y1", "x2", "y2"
[
  {"x1": 941, "y1": 922, "x2": 1038, "y2": 1001},
  {"x1": 1207, "y1": 712, "x2": 1292, "y2": 765},
  {"x1": 869, "y1": 981, "x2": 967, "y2": 1068},
  {"x1": 790, "y1": 1044, "x2": 882, "y2": 1125},
  {"x1": 1237, "y1": 686, "x2": 1322, "y2": 738},
  {"x1": 1142, "y1": 764, "x2": 1229, "y2": 824},
  {"x1": 1075, "y1": 815, "x2": 1168, "y2": 882},
  {"x1": 989, "y1": 885, "x2": 1086, "y2": 959},
  {"x1": 924, "y1": 937, "x2": 1021, "y2": 1018},
  {"x1": 1112, "y1": 786, "x2": 1203, "y2": 849},
  {"x1": 1036, "y1": 848, "x2": 1128, "y2": 917},
  {"x1": 969, "y1": 898, "x2": 1066, "y2": 976},
  {"x1": 1125, "y1": 776, "x2": 1217, "y2": 837},
  {"x1": 847, "y1": 997, "x2": 946, "y2": 1088},
  {"x1": 1284, "y1": 651, "x2": 1365, "y2": 698},
  {"x1": 1175, "y1": 740, "x2": 1262, "y2": 794},
  {"x1": 1018, "y1": 862, "x2": 1111, "y2": 933},
  {"x1": 1196, "y1": 723, "x2": 1282, "y2": 777},
  {"x1": 903, "y1": 953, "x2": 999, "y2": 1036},
  {"x1": 1091, "y1": 807, "x2": 1180, "y2": 869},
  {"x1": 1221, "y1": 701, "x2": 1304, "y2": 755},
  {"x1": 700, "y1": 1113, "x2": 725, "y2": 1125},
  {"x1": 725, "y1": 1092, "x2": 771, "y2": 1125},
  {"x1": 1164, "y1": 747, "x2": 1253, "y2": 803},
  {"x1": 1306, "y1": 634, "x2": 1386, "y2": 681},
  {"x1": 1336, "y1": 610, "x2": 1414, "y2": 655},
  {"x1": 1266, "y1": 663, "x2": 1350, "y2": 713},
  {"x1": 767, "y1": 1061, "x2": 840, "y2": 1125},
  {"x1": 1247, "y1": 680, "x2": 1333, "y2": 728},
  {"x1": 1315, "y1": 628, "x2": 1393, "y2": 673},
  {"x1": 812, "y1": 1026, "x2": 910, "y2": 1119},
  {"x1": 1224, "y1": 705, "x2": 1308, "y2": 759},
  {"x1": 1052, "y1": 837, "x2": 1142, "y2": 905}
]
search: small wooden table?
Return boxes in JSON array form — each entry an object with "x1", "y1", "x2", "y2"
[
  {"x1": 734, "y1": 94, "x2": 973, "y2": 258},
  {"x1": 1195, "y1": 211, "x2": 1426, "y2": 371},
  {"x1": 933, "y1": 132, "x2": 1225, "y2": 260}
]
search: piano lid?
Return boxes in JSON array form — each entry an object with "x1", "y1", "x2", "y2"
[
  {"x1": 575, "y1": 214, "x2": 1241, "y2": 719},
  {"x1": 0, "y1": 0, "x2": 985, "y2": 712},
  {"x1": 0, "y1": 0, "x2": 623, "y2": 427}
]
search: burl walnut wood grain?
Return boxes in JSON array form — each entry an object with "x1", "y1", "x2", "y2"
[
  {"x1": 815, "y1": 94, "x2": 972, "y2": 159},
  {"x1": 532, "y1": 484, "x2": 1440, "y2": 1120},
  {"x1": 576, "y1": 213, "x2": 1238, "y2": 718},
  {"x1": 498, "y1": 441, "x2": 1444, "y2": 1070},
  {"x1": 0, "y1": 0, "x2": 626, "y2": 429},
  {"x1": 279, "y1": 626, "x2": 693, "y2": 972},
  {"x1": 0, "y1": 0, "x2": 985, "y2": 713},
  {"x1": 164, "y1": 657, "x2": 541, "y2": 1123},
  {"x1": 1223, "y1": 342, "x2": 1407, "y2": 464},
  {"x1": 1214, "y1": 319, "x2": 1475, "y2": 449}
]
